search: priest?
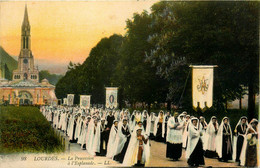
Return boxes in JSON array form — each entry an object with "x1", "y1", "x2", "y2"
[{"x1": 166, "y1": 112, "x2": 184, "y2": 161}]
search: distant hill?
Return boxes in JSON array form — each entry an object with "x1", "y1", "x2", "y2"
[
  {"x1": 39, "y1": 70, "x2": 63, "y2": 85},
  {"x1": 0, "y1": 46, "x2": 18, "y2": 80}
]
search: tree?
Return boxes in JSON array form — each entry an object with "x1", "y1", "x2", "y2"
[
  {"x1": 145, "y1": 1, "x2": 259, "y2": 117},
  {"x1": 114, "y1": 11, "x2": 168, "y2": 110}
]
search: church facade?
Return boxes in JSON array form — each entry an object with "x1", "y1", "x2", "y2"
[{"x1": 0, "y1": 6, "x2": 57, "y2": 105}]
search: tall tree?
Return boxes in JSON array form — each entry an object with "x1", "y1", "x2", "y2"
[
  {"x1": 145, "y1": 1, "x2": 259, "y2": 117},
  {"x1": 114, "y1": 11, "x2": 168, "y2": 109}
]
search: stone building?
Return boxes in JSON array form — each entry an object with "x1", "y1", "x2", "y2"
[{"x1": 0, "y1": 5, "x2": 57, "y2": 105}]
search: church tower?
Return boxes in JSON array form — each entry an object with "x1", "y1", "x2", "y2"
[{"x1": 13, "y1": 5, "x2": 39, "y2": 82}]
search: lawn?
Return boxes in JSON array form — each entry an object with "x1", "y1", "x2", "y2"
[{"x1": 0, "y1": 106, "x2": 64, "y2": 154}]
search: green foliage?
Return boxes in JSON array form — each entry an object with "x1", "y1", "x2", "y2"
[
  {"x1": 56, "y1": 1, "x2": 258, "y2": 117},
  {"x1": 39, "y1": 70, "x2": 63, "y2": 85},
  {"x1": 0, "y1": 106, "x2": 64, "y2": 153},
  {"x1": 0, "y1": 46, "x2": 18, "y2": 80},
  {"x1": 145, "y1": 1, "x2": 259, "y2": 114},
  {"x1": 55, "y1": 35, "x2": 124, "y2": 104},
  {"x1": 114, "y1": 11, "x2": 168, "y2": 105}
]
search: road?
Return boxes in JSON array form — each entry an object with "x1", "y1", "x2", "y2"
[
  {"x1": 61, "y1": 129, "x2": 239, "y2": 167},
  {"x1": 1, "y1": 129, "x2": 239, "y2": 168}
]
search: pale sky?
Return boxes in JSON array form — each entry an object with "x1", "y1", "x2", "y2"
[{"x1": 0, "y1": 1, "x2": 157, "y2": 74}]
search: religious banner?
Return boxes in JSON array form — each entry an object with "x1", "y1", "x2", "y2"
[
  {"x1": 80, "y1": 95, "x2": 91, "y2": 109},
  {"x1": 67, "y1": 94, "x2": 74, "y2": 106},
  {"x1": 105, "y1": 87, "x2": 118, "y2": 109},
  {"x1": 191, "y1": 65, "x2": 216, "y2": 111},
  {"x1": 51, "y1": 100, "x2": 57, "y2": 107},
  {"x1": 63, "y1": 98, "x2": 67, "y2": 105}
]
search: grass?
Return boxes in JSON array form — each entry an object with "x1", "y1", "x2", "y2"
[{"x1": 0, "y1": 106, "x2": 64, "y2": 154}]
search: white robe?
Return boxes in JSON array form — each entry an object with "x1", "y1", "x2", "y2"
[
  {"x1": 186, "y1": 120, "x2": 202, "y2": 159},
  {"x1": 86, "y1": 122, "x2": 101, "y2": 156},
  {"x1": 167, "y1": 117, "x2": 184, "y2": 144},
  {"x1": 123, "y1": 127, "x2": 150, "y2": 166},
  {"x1": 203, "y1": 117, "x2": 218, "y2": 151},
  {"x1": 240, "y1": 121, "x2": 259, "y2": 166},
  {"x1": 215, "y1": 117, "x2": 233, "y2": 159},
  {"x1": 113, "y1": 124, "x2": 130, "y2": 157},
  {"x1": 182, "y1": 120, "x2": 190, "y2": 148},
  {"x1": 106, "y1": 124, "x2": 118, "y2": 158},
  {"x1": 150, "y1": 113, "x2": 156, "y2": 135}
]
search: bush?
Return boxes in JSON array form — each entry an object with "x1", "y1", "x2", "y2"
[{"x1": 0, "y1": 106, "x2": 64, "y2": 153}]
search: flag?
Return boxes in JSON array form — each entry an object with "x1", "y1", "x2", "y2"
[
  {"x1": 191, "y1": 65, "x2": 216, "y2": 111},
  {"x1": 67, "y1": 94, "x2": 74, "y2": 106},
  {"x1": 80, "y1": 95, "x2": 91, "y2": 109},
  {"x1": 63, "y1": 98, "x2": 67, "y2": 105},
  {"x1": 105, "y1": 87, "x2": 118, "y2": 109}
]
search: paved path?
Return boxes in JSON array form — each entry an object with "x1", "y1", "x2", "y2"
[
  {"x1": 59, "y1": 129, "x2": 239, "y2": 167},
  {"x1": 1, "y1": 129, "x2": 240, "y2": 168},
  {"x1": 147, "y1": 140, "x2": 238, "y2": 167}
]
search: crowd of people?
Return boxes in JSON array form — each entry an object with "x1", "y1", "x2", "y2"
[{"x1": 40, "y1": 106, "x2": 258, "y2": 167}]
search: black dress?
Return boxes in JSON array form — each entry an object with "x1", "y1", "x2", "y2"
[
  {"x1": 97, "y1": 124, "x2": 107, "y2": 156},
  {"x1": 236, "y1": 124, "x2": 247, "y2": 162},
  {"x1": 164, "y1": 116, "x2": 170, "y2": 143},
  {"x1": 220, "y1": 124, "x2": 232, "y2": 161},
  {"x1": 155, "y1": 122, "x2": 163, "y2": 142},
  {"x1": 114, "y1": 125, "x2": 131, "y2": 163},
  {"x1": 187, "y1": 138, "x2": 205, "y2": 166},
  {"x1": 69, "y1": 119, "x2": 77, "y2": 143}
]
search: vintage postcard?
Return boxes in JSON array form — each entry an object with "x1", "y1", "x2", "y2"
[{"x1": 0, "y1": 0, "x2": 259, "y2": 168}]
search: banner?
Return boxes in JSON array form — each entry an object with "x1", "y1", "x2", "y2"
[
  {"x1": 191, "y1": 65, "x2": 216, "y2": 111},
  {"x1": 67, "y1": 94, "x2": 74, "y2": 106},
  {"x1": 105, "y1": 87, "x2": 118, "y2": 109},
  {"x1": 80, "y1": 95, "x2": 91, "y2": 109},
  {"x1": 63, "y1": 98, "x2": 67, "y2": 105},
  {"x1": 51, "y1": 100, "x2": 57, "y2": 107}
]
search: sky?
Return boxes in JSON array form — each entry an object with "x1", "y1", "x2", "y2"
[{"x1": 0, "y1": 1, "x2": 157, "y2": 74}]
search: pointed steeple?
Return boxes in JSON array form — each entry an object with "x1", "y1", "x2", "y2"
[{"x1": 22, "y1": 5, "x2": 30, "y2": 27}]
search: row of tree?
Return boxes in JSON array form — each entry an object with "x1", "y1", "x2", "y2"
[{"x1": 55, "y1": 1, "x2": 259, "y2": 119}]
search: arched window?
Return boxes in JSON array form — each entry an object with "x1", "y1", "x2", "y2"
[
  {"x1": 24, "y1": 73, "x2": 28, "y2": 80},
  {"x1": 23, "y1": 37, "x2": 25, "y2": 49},
  {"x1": 26, "y1": 37, "x2": 28, "y2": 49}
]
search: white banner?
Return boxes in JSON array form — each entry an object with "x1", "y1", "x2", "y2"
[
  {"x1": 67, "y1": 94, "x2": 74, "y2": 106},
  {"x1": 191, "y1": 65, "x2": 215, "y2": 110},
  {"x1": 105, "y1": 87, "x2": 118, "y2": 109},
  {"x1": 63, "y1": 98, "x2": 67, "y2": 105},
  {"x1": 80, "y1": 95, "x2": 91, "y2": 109}
]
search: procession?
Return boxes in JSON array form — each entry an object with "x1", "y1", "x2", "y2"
[
  {"x1": 0, "y1": 1, "x2": 259, "y2": 168},
  {"x1": 40, "y1": 105, "x2": 259, "y2": 167}
]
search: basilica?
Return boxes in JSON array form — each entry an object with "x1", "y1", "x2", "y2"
[{"x1": 0, "y1": 6, "x2": 57, "y2": 105}]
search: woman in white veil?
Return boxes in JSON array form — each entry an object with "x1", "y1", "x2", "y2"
[
  {"x1": 106, "y1": 120, "x2": 119, "y2": 158},
  {"x1": 216, "y1": 117, "x2": 233, "y2": 162},
  {"x1": 204, "y1": 116, "x2": 219, "y2": 158},
  {"x1": 232, "y1": 116, "x2": 248, "y2": 162},
  {"x1": 123, "y1": 128, "x2": 150, "y2": 166},
  {"x1": 240, "y1": 118, "x2": 258, "y2": 167},
  {"x1": 186, "y1": 117, "x2": 205, "y2": 166},
  {"x1": 154, "y1": 110, "x2": 165, "y2": 142}
]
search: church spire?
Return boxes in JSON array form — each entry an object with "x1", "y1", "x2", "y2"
[{"x1": 22, "y1": 5, "x2": 30, "y2": 27}]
